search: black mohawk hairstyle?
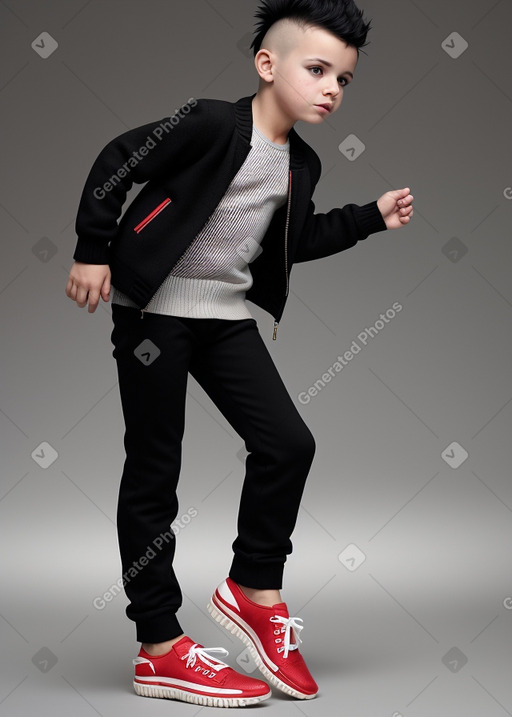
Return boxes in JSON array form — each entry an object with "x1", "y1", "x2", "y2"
[{"x1": 250, "y1": 0, "x2": 372, "y2": 58}]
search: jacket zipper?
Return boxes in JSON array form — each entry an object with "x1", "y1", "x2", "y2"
[
  {"x1": 136, "y1": 197, "x2": 172, "y2": 317},
  {"x1": 134, "y1": 197, "x2": 172, "y2": 234},
  {"x1": 273, "y1": 169, "x2": 292, "y2": 340}
]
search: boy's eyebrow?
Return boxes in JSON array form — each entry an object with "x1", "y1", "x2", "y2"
[{"x1": 305, "y1": 57, "x2": 354, "y2": 78}]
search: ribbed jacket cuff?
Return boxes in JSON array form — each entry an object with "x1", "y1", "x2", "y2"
[
  {"x1": 354, "y1": 200, "x2": 387, "y2": 239},
  {"x1": 73, "y1": 239, "x2": 110, "y2": 265}
]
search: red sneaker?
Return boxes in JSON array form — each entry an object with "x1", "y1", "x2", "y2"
[
  {"x1": 132, "y1": 635, "x2": 271, "y2": 707},
  {"x1": 208, "y1": 578, "x2": 318, "y2": 699}
]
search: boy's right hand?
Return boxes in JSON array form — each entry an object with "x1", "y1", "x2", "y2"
[{"x1": 65, "y1": 261, "x2": 111, "y2": 313}]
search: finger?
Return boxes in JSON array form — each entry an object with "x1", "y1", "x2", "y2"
[
  {"x1": 101, "y1": 276, "x2": 111, "y2": 302},
  {"x1": 87, "y1": 290, "x2": 100, "y2": 313},
  {"x1": 65, "y1": 277, "x2": 77, "y2": 299},
  {"x1": 76, "y1": 286, "x2": 89, "y2": 308}
]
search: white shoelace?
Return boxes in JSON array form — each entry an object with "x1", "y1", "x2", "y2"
[
  {"x1": 270, "y1": 615, "x2": 304, "y2": 658},
  {"x1": 182, "y1": 644, "x2": 230, "y2": 671},
  {"x1": 133, "y1": 644, "x2": 230, "y2": 673}
]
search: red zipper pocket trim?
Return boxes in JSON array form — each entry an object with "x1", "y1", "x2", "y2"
[{"x1": 134, "y1": 198, "x2": 172, "y2": 234}]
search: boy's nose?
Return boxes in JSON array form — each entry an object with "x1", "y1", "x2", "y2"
[
  {"x1": 323, "y1": 89, "x2": 339, "y2": 104},
  {"x1": 324, "y1": 83, "x2": 339, "y2": 99}
]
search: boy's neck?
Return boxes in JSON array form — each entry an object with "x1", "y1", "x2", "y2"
[{"x1": 251, "y1": 92, "x2": 294, "y2": 146}]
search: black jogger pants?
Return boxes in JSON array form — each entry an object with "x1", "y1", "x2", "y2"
[{"x1": 110, "y1": 304, "x2": 316, "y2": 643}]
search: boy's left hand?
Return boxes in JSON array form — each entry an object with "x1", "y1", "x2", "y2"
[{"x1": 377, "y1": 187, "x2": 414, "y2": 230}]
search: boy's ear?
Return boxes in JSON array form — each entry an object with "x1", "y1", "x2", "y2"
[{"x1": 254, "y1": 48, "x2": 275, "y2": 83}]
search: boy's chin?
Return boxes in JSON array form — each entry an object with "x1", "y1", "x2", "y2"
[{"x1": 300, "y1": 112, "x2": 331, "y2": 125}]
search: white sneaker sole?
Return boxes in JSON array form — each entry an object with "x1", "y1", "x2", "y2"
[
  {"x1": 207, "y1": 600, "x2": 317, "y2": 700},
  {"x1": 133, "y1": 679, "x2": 271, "y2": 707}
]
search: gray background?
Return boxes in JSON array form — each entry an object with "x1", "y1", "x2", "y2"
[{"x1": 1, "y1": 0, "x2": 511, "y2": 715}]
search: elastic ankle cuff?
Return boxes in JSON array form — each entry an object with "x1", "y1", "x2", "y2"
[
  {"x1": 135, "y1": 614, "x2": 184, "y2": 644},
  {"x1": 229, "y1": 559, "x2": 284, "y2": 590}
]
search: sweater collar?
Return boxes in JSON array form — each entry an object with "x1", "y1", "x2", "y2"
[{"x1": 234, "y1": 93, "x2": 306, "y2": 170}]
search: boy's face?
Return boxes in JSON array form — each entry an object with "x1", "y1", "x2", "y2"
[{"x1": 256, "y1": 23, "x2": 359, "y2": 124}]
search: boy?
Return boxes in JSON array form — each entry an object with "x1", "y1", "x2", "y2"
[{"x1": 66, "y1": 0, "x2": 414, "y2": 708}]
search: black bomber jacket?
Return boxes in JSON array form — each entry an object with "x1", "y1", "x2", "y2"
[{"x1": 73, "y1": 93, "x2": 388, "y2": 339}]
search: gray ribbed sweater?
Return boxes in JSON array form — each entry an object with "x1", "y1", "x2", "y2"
[{"x1": 111, "y1": 124, "x2": 290, "y2": 319}]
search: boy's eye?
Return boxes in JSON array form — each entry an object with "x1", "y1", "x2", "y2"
[{"x1": 309, "y1": 66, "x2": 348, "y2": 86}]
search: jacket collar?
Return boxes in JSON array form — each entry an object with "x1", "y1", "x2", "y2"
[{"x1": 234, "y1": 93, "x2": 306, "y2": 170}]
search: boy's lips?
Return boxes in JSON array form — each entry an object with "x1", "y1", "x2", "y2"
[{"x1": 315, "y1": 103, "x2": 333, "y2": 113}]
